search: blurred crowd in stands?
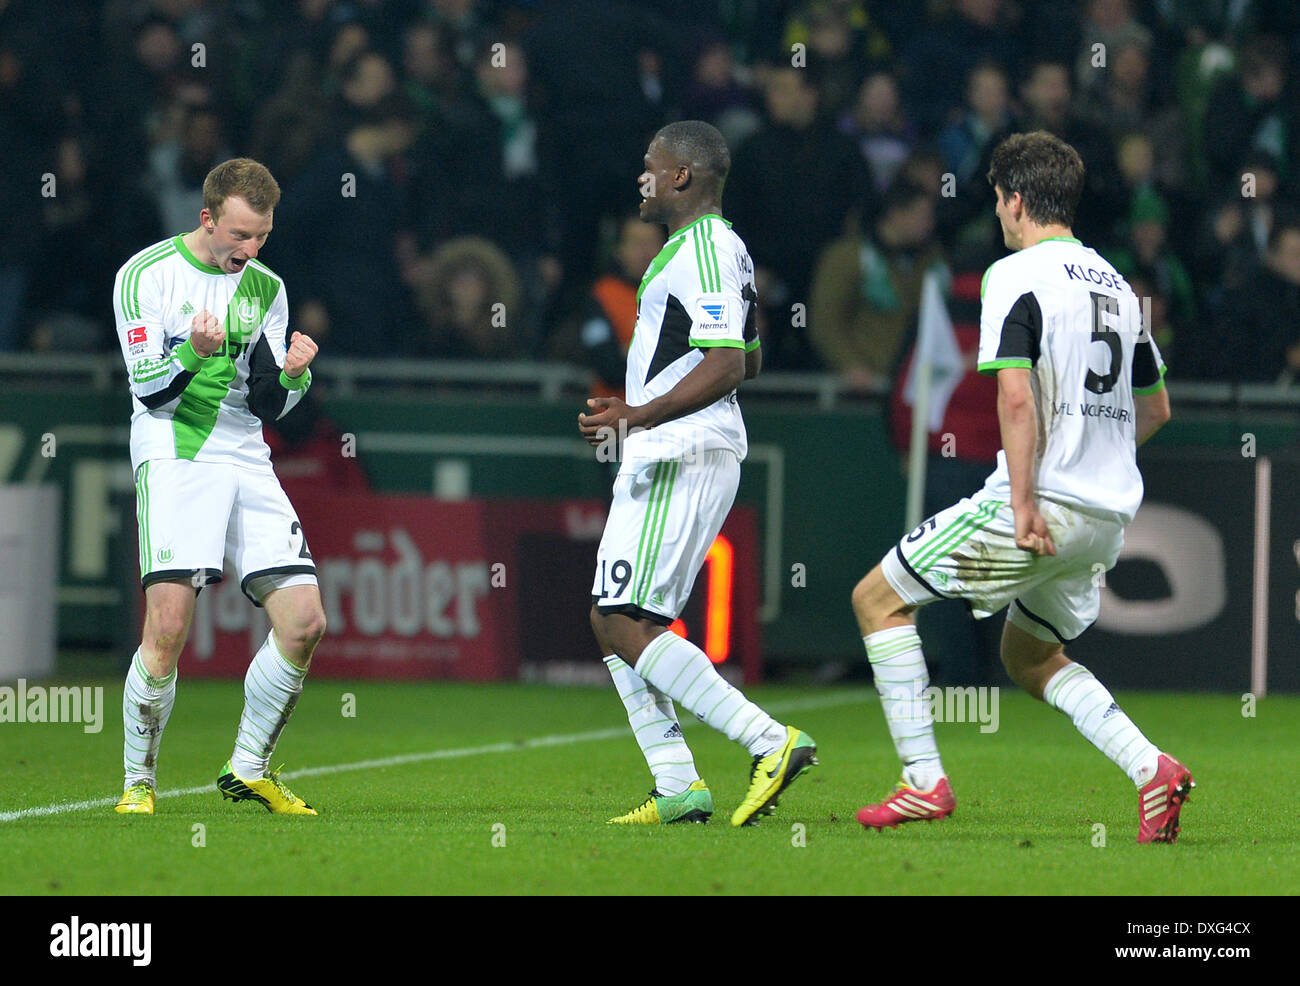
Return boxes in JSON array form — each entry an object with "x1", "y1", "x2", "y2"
[{"x1": 5, "y1": 0, "x2": 1300, "y2": 386}]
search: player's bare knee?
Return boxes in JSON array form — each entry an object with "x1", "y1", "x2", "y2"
[
  {"x1": 145, "y1": 608, "x2": 189, "y2": 657},
  {"x1": 852, "y1": 567, "x2": 901, "y2": 635},
  {"x1": 280, "y1": 606, "x2": 326, "y2": 654}
]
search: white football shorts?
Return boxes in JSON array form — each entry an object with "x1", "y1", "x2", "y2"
[
  {"x1": 881, "y1": 493, "x2": 1125, "y2": 643},
  {"x1": 591, "y1": 449, "x2": 740, "y2": 624},
  {"x1": 134, "y1": 457, "x2": 318, "y2": 606}
]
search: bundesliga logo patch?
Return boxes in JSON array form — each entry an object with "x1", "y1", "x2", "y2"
[{"x1": 127, "y1": 325, "x2": 149, "y2": 355}]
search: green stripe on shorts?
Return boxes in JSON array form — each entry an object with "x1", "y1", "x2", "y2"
[
  {"x1": 908, "y1": 499, "x2": 1001, "y2": 574},
  {"x1": 635, "y1": 460, "x2": 679, "y2": 606}
]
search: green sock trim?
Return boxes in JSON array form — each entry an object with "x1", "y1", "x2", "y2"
[{"x1": 133, "y1": 650, "x2": 176, "y2": 690}]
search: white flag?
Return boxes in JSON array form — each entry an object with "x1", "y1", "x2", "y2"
[{"x1": 903, "y1": 266, "x2": 964, "y2": 433}]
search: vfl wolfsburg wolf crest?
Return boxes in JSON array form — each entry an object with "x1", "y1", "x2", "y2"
[{"x1": 234, "y1": 298, "x2": 263, "y2": 326}]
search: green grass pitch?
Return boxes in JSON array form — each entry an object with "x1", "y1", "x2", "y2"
[{"x1": 1, "y1": 677, "x2": 1294, "y2": 895}]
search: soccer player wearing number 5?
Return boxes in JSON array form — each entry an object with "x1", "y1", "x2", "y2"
[
  {"x1": 112, "y1": 159, "x2": 325, "y2": 816},
  {"x1": 852, "y1": 132, "x2": 1195, "y2": 843},
  {"x1": 579, "y1": 121, "x2": 817, "y2": 828}
]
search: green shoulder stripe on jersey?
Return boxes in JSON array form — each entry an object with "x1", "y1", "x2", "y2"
[
  {"x1": 120, "y1": 241, "x2": 176, "y2": 320},
  {"x1": 692, "y1": 224, "x2": 722, "y2": 293},
  {"x1": 638, "y1": 238, "x2": 686, "y2": 304},
  {"x1": 172, "y1": 234, "x2": 223, "y2": 275},
  {"x1": 980, "y1": 265, "x2": 992, "y2": 301},
  {"x1": 689, "y1": 337, "x2": 745, "y2": 349},
  {"x1": 977, "y1": 358, "x2": 1032, "y2": 375},
  {"x1": 673, "y1": 213, "x2": 732, "y2": 238}
]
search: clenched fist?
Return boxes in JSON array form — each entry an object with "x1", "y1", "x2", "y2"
[
  {"x1": 284, "y1": 331, "x2": 318, "y2": 379},
  {"x1": 190, "y1": 310, "x2": 224, "y2": 357}
]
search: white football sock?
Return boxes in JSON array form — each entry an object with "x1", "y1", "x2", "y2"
[
  {"x1": 122, "y1": 648, "x2": 176, "y2": 788},
  {"x1": 635, "y1": 632, "x2": 785, "y2": 758},
  {"x1": 230, "y1": 631, "x2": 307, "y2": 780},
  {"x1": 604, "y1": 655, "x2": 700, "y2": 797},
  {"x1": 865, "y1": 625, "x2": 945, "y2": 791},
  {"x1": 1043, "y1": 663, "x2": 1160, "y2": 786}
]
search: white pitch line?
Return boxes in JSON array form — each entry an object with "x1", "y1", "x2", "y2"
[{"x1": 0, "y1": 690, "x2": 872, "y2": 822}]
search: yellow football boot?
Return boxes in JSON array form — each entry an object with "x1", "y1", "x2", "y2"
[
  {"x1": 217, "y1": 761, "x2": 317, "y2": 815},
  {"x1": 114, "y1": 782, "x2": 156, "y2": 814},
  {"x1": 607, "y1": 780, "x2": 713, "y2": 824},
  {"x1": 731, "y1": 726, "x2": 818, "y2": 826}
]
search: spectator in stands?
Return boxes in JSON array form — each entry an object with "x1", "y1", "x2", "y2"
[
  {"x1": 523, "y1": 0, "x2": 669, "y2": 307},
  {"x1": 782, "y1": 1, "x2": 872, "y2": 117},
  {"x1": 1073, "y1": 0, "x2": 1153, "y2": 107},
  {"x1": 1109, "y1": 190, "x2": 1195, "y2": 363},
  {"x1": 1190, "y1": 152, "x2": 1283, "y2": 323},
  {"x1": 938, "y1": 62, "x2": 1012, "y2": 186},
  {"x1": 809, "y1": 179, "x2": 944, "y2": 391},
  {"x1": 1078, "y1": 36, "x2": 1155, "y2": 136},
  {"x1": 274, "y1": 96, "x2": 419, "y2": 356},
  {"x1": 726, "y1": 62, "x2": 872, "y2": 369},
  {"x1": 402, "y1": 20, "x2": 464, "y2": 131},
  {"x1": 426, "y1": 0, "x2": 496, "y2": 73},
  {"x1": 247, "y1": 51, "x2": 335, "y2": 184},
  {"x1": 679, "y1": 35, "x2": 761, "y2": 151},
  {"x1": 1203, "y1": 35, "x2": 1296, "y2": 194},
  {"x1": 840, "y1": 70, "x2": 916, "y2": 195},
  {"x1": 412, "y1": 236, "x2": 523, "y2": 359},
  {"x1": 1236, "y1": 151, "x2": 1284, "y2": 258},
  {"x1": 1214, "y1": 213, "x2": 1300, "y2": 385},
  {"x1": 568, "y1": 214, "x2": 666, "y2": 397},
  {"x1": 337, "y1": 48, "x2": 400, "y2": 130},
  {"x1": 1014, "y1": 57, "x2": 1124, "y2": 246},
  {"x1": 27, "y1": 134, "x2": 159, "y2": 352},
  {"x1": 0, "y1": 37, "x2": 61, "y2": 350},
  {"x1": 471, "y1": 38, "x2": 559, "y2": 348},
  {"x1": 900, "y1": 0, "x2": 1016, "y2": 135},
  {"x1": 783, "y1": 0, "x2": 895, "y2": 80},
  {"x1": 148, "y1": 104, "x2": 232, "y2": 236}
]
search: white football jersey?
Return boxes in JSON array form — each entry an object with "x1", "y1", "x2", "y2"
[
  {"x1": 622, "y1": 214, "x2": 759, "y2": 462},
  {"x1": 976, "y1": 236, "x2": 1166, "y2": 523},
  {"x1": 112, "y1": 236, "x2": 311, "y2": 473}
]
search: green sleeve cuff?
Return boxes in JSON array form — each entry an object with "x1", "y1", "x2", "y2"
[
  {"x1": 1133, "y1": 364, "x2": 1168, "y2": 396},
  {"x1": 744, "y1": 337, "x2": 761, "y2": 353},
  {"x1": 690, "y1": 337, "x2": 746, "y2": 349},
  {"x1": 977, "y1": 358, "x2": 1032, "y2": 376},
  {"x1": 175, "y1": 338, "x2": 206, "y2": 373},
  {"x1": 280, "y1": 367, "x2": 311, "y2": 390}
]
